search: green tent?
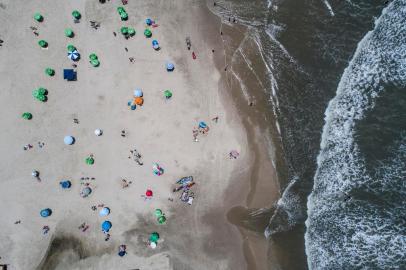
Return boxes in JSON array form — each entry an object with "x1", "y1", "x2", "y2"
[
  {"x1": 157, "y1": 215, "x2": 166, "y2": 224},
  {"x1": 65, "y1": 28, "x2": 74, "y2": 38},
  {"x1": 127, "y1": 27, "x2": 136, "y2": 36},
  {"x1": 72, "y1": 10, "x2": 81, "y2": 20},
  {"x1": 45, "y1": 68, "x2": 55, "y2": 76},
  {"x1": 164, "y1": 90, "x2": 172, "y2": 99},
  {"x1": 120, "y1": 12, "x2": 128, "y2": 21},
  {"x1": 67, "y1": 44, "x2": 76, "y2": 52},
  {"x1": 149, "y1": 232, "x2": 160, "y2": 243},
  {"x1": 120, "y1": 26, "x2": 128, "y2": 35},
  {"x1": 85, "y1": 157, "x2": 94, "y2": 165},
  {"x1": 22, "y1": 112, "x2": 33, "y2": 120},
  {"x1": 38, "y1": 40, "x2": 48, "y2": 48},
  {"x1": 144, "y1": 29, "x2": 152, "y2": 38},
  {"x1": 34, "y1": 13, "x2": 44, "y2": 22},
  {"x1": 90, "y1": 59, "x2": 100, "y2": 67}
]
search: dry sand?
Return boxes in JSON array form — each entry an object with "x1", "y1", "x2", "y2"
[{"x1": 0, "y1": 0, "x2": 251, "y2": 269}]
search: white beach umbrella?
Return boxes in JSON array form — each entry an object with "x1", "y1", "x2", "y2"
[{"x1": 94, "y1": 129, "x2": 102, "y2": 136}]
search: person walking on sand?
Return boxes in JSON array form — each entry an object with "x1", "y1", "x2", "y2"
[{"x1": 212, "y1": 116, "x2": 219, "y2": 123}]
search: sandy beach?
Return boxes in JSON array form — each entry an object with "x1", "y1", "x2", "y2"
[{"x1": 0, "y1": 0, "x2": 261, "y2": 269}]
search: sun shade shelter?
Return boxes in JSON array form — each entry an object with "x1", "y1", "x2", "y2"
[{"x1": 63, "y1": 69, "x2": 77, "y2": 81}]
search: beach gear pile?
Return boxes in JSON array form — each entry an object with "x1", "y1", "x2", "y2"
[
  {"x1": 173, "y1": 176, "x2": 196, "y2": 205},
  {"x1": 127, "y1": 89, "x2": 144, "y2": 110},
  {"x1": 152, "y1": 163, "x2": 164, "y2": 176},
  {"x1": 32, "y1": 87, "x2": 48, "y2": 102}
]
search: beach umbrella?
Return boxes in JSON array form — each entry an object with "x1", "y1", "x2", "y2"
[
  {"x1": 45, "y1": 68, "x2": 55, "y2": 76},
  {"x1": 128, "y1": 27, "x2": 136, "y2": 36},
  {"x1": 120, "y1": 26, "x2": 128, "y2": 35},
  {"x1": 85, "y1": 157, "x2": 94, "y2": 165},
  {"x1": 150, "y1": 242, "x2": 157, "y2": 249},
  {"x1": 134, "y1": 97, "x2": 143, "y2": 106},
  {"x1": 94, "y1": 129, "x2": 103, "y2": 136},
  {"x1": 72, "y1": 10, "x2": 81, "y2": 20},
  {"x1": 120, "y1": 12, "x2": 128, "y2": 21},
  {"x1": 145, "y1": 189, "x2": 153, "y2": 198},
  {"x1": 149, "y1": 232, "x2": 159, "y2": 243},
  {"x1": 90, "y1": 59, "x2": 100, "y2": 67},
  {"x1": 118, "y1": 250, "x2": 126, "y2": 257},
  {"x1": 144, "y1": 29, "x2": 152, "y2": 38},
  {"x1": 117, "y1": 7, "x2": 125, "y2": 14},
  {"x1": 22, "y1": 112, "x2": 33, "y2": 120},
  {"x1": 89, "y1": 53, "x2": 98, "y2": 60},
  {"x1": 67, "y1": 44, "x2": 76, "y2": 52},
  {"x1": 81, "y1": 187, "x2": 92, "y2": 197},
  {"x1": 152, "y1": 40, "x2": 159, "y2": 50},
  {"x1": 166, "y1": 62, "x2": 174, "y2": 71},
  {"x1": 65, "y1": 28, "x2": 74, "y2": 38},
  {"x1": 64, "y1": 135, "x2": 75, "y2": 145},
  {"x1": 68, "y1": 50, "x2": 80, "y2": 61},
  {"x1": 157, "y1": 215, "x2": 166, "y2": 224},
  {"x1": 164, "y1": 90, "x2": 172, "y2": 99},
  {"x1": 146, "y1": 18, "x2": 153, "y2": 26},
  {"x1": 34, "y1": 13, "x2": 43, "y2": 22},
  {"x1": 133, "y1": 89, "x2": 143, "y2": 97},
  {"x1": 101, "y1": 220, "x2": 112, "y2": 232},
  {"x1": 40, "y1": 208, "x2": 52, "y2": 218},
  {"x1": 199, "y1": 121, "x2": 207, "y2": 129},
  {"x1": 155, "y1": 209, "x2": 163, "y2": 217},
  {"x1": 130, "y1": 104, "x2": 136, "y2": 110},
  {"x1": 38, "y1": 40, "x2": 48, "y2": 48},
  {"x1": 99, "y1": 207, "x2": 110, "y2": 216},
  {"x1": 60, "y1": 180, "x2": 72, "y2": 189},
  {"x1": 32, "y1": 170, "x2": 39, "y2": 177}
]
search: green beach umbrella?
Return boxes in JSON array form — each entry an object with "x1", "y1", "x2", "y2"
[
  {"x1": 120, "y1": 26, "x2": 128, "y2": 35},
  {"x1": 72, "y1": 10, "x2": 81, "y2": 20},
  {"x1": 144, "y1": 29, "x2": 152, "y2": 38},
  {"x1": 157, "y1": 215, "x2": 166, "y2": 224},
  {"x1": 120, "y1": 12, "x2": 128, "y2": 21},
  {"x1": 85, "y1": 157, "x2": 94, "y2": 165},
  {"x1": 154, "y1": 209, "x2": 163, "y2": 217},
  {"x1": 38, "y1": 40, "x2": 48, "y2": 48},
  {"x1": 89, "y1": 53, "x2": 98, "y2": 60},
  {"x1": 149, "y1": 232, "x2": 160, "y2": 243},
  {"x1": 90, "y1": 59, "x2": 100, "y2": 67},
  {"x1": 22, "y1": 112, "x2": 33, "y2": 120},
  {"x1": 37, "y1": 94, "x2": 46, "y2": 102},
  {"x1": 45, "y1": 68, "x2": 55, "y2": 76},
  {"x1": 127, "y1": 27, "x2": 136, "y2": 36},
  {"x1": 34, "y1": 13, "x2": 44, "y2": 22},
  {"x1": 117, "y1": 7, "x2": 125, "y2": 14},
  {"x1": 65, "y1": 28, "x2": 74, "y2": 38},
  {"x1": 67, "y1": 44, "x2": 76, "y2": 52},
  {"x1": 164, "y1": 90, "x2": 172, "y2": 99}
]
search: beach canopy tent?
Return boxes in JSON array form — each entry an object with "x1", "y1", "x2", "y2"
[
  {"x1": 152, "y1": 40, "x2": 159, "y2": 50},
  {"x1": 63, "y1": 69, "x2": 77, "y2": 81},
  {"x1": 144, "y1": 29, "x2": 152, "y2": 38},
  {"x1": 65, "y1": 28, "x2": 74, "y2": 38},
  {"x1": 149, "y1": 232, "x2": 160, "y2": 243},
  {"x1": 134, "y1": 89, "x2": 143, "y2": 97},
  {"x1": 45, "y1": 68, "x2": 55, "y2": 76},
  {"x1": 68, "y1": 50, "x2": 80, "y2": 61},
  {"x1": 40, "y1": 208, "x2": 52, "y2": 218},
  {"x1": 64, "y1": 135, "x2": 75, "y2": 145},
  {"x1": 60, "y1": 180, "x2": 72, "y2": 189},
  {"x1": 99, "y1": 207, "x2": 110, "y2": 216},
  {"x1": 72, "y1": 10, "x2": 81, "y2": 20},
  {"x1": 22, "y1": 112, "x2": 33, "y2": 120},
  {"x1": 166, "y1": 62, "x2": 174, "y2": 71},
  {"x1": 94, "y1": 129, "x2": 103, "y2": 136},
  {"x1": 34, "y1": 13, "x2": 43, "y2": 22},
  {"x1": 164, "y1": 90, "x2": 172, "y2": 99},
  {"x1": 102, "y1": 220, "x2": 112, "y2": 232},
  {"x1": 158, "y1": 215, "x2": 166, "y2": 224}
]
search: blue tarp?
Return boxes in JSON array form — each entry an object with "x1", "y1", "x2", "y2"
[{"x1": 63, "y1": 69, "x2": 77, "y2": 81}]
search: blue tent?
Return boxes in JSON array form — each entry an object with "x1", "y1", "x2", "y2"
[
  {"x1": 102, "y1": 220, "x2": 112, "y2": 232},
  {"x1": 64, "y1": 135, "x2": 75, "y2": 145},
  {"x1": 60, "y1": 180, "x2": 71, "y2": 189},
  {"x1": 63, "y1": 69, "x2": 77, "y2": 81},
  {"x1": 40, "y1": 208, "x2": 52, "y2": 218},
  {"x1": 166, "y1": 62, "x2": 174, "y2": 71}
]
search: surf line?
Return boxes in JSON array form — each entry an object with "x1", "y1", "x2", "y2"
[{"x1": 323, "y1": 0, "x2": 335, "y2": 16}]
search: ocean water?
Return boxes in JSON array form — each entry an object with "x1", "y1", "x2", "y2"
[{"x1": 209, "y1": 0, "x2": 406, "y2": 269}]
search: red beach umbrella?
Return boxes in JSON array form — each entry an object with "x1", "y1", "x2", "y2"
[{"x1": 145, "y1": 189, "x2": 153, "y2": 197}]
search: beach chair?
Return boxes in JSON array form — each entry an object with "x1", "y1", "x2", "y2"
[{"x1": 185, "y1": 37, "x2": 191, "y2": 50}]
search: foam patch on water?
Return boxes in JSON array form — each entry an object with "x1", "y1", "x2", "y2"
[{"x1": 305, "y1": 1, "x2": 406, "y2": 268}]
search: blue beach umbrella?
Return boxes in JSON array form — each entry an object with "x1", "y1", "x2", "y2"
[
  {"x1": 199, "y1": 121, "x2": 207, "y2": 128},
  {"x1": 152, "y1": 40, "x2": 159, "y2": 50},
  {"x1": 99, "y1": 207, "x2": 110, "y2": 216},
  {"x1": 68, "y1": 50, "x2": 80, "y2": 61},
  {"x1": 60, "y1": 180, "x2": 72, "y2": 189},
  {"x1": 40, "y1": 208, "x2": 52, "y2": 218},
  {"x1": 166, "y1": 62, "x2": 174, "y2": 71},
  {"x1": 134, "y1": 89, "x2": 143, "y2": 97},
  {"x1": 102, "y1": 220, "x2": 112, "y2": 232},
  {"x1": 64, "y1": 136, "x2": 75, "y2": 145},
  {"x1": 146, "y1": 18, "x2": 153, "y2": 26}
]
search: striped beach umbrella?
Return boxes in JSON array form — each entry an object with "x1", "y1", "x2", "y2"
[{"x1": 68, "y1": 50, "x2": 80, "y2": 61}]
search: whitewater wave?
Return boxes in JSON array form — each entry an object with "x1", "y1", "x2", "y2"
[{"x1": 305, "y1": 1, "x2": 406, "y2": 268}]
